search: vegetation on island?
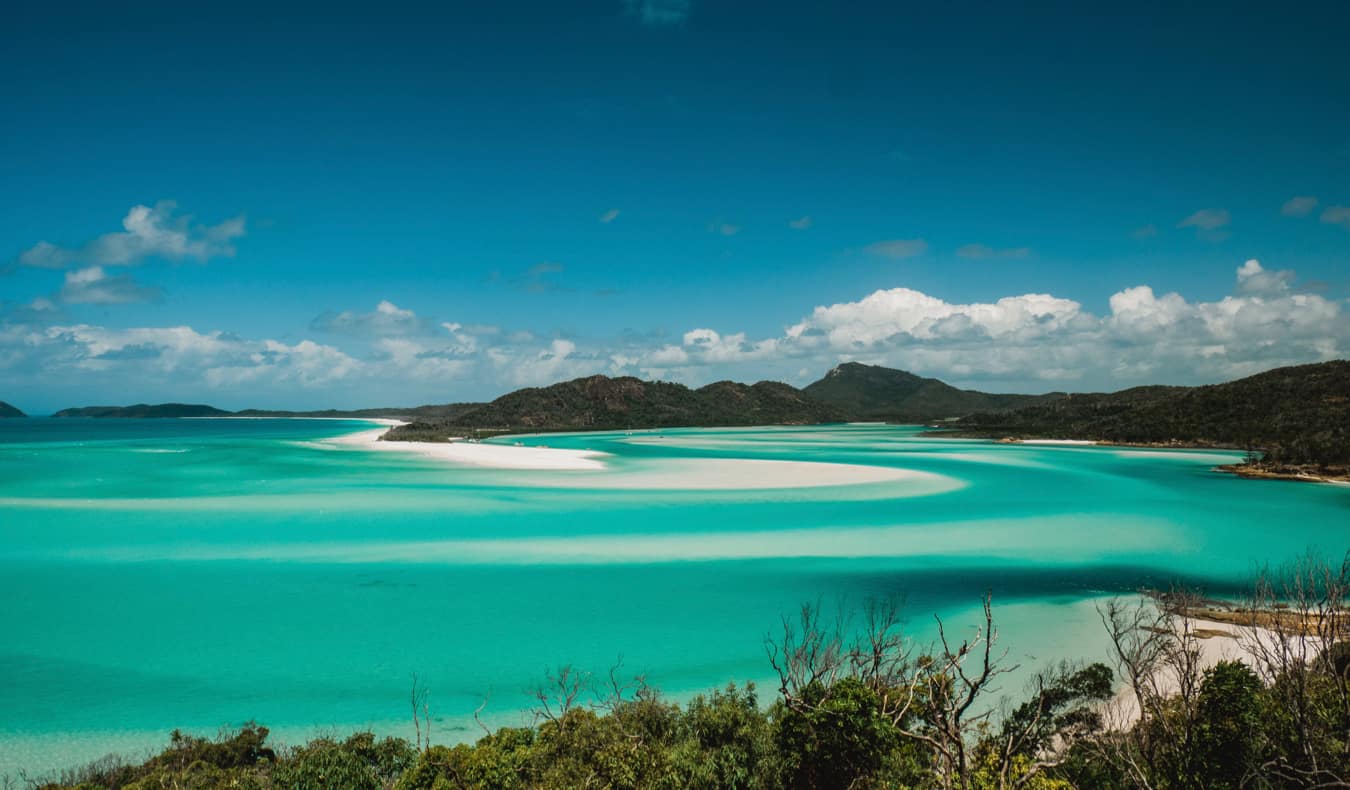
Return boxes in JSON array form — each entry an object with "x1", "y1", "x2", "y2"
[
  {"x1": 946, "y1": 361, "x2": 1350, "y2": 476},
  {"x1": 43, "y1": 360, "x2": 1349, "y2": 479},
  {"x1": 26, "y1": 554, "x2": 1350, "y2": 790},
  {"x1": 51, "y1": 403, "x2": 233, "y2": 418},
  {"x1": 0, "y1": 400, "x2": 25, "y2": 418},
  {"x1": 383, "y1": 376, "x2": 845, "y2": 442},
  {"x1": 232, "y1": 404, "x2": 484, "y2": 421},
  {"x1": 802, "y1": 362, "x2": 1054, "y2": 423}
]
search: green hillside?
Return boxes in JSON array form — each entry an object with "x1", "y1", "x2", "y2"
[
  {"x1": 952, "y1": 360, "x2": 1350, "y2": 466},
  {"x1": 802, "y1": 362, "x2": 1054, "y2": 422},
  {"x1": 52, "y1": 403, "x2": 232, "y2": 418},
  {"x1": 384, "y1": 375, "x2": 845, "y2": 440}
]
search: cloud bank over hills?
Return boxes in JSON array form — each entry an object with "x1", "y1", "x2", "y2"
[{"x1": 2, "y1": 259, "x2": 1342, "y2": 411}]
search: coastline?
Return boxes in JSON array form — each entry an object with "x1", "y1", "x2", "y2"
[
  {"x1": 930, "y1": 429, "x2": 1349, "y2": 486},
  {"x1": 333, "y1": 422, "x2": 952, "y2": 490}
]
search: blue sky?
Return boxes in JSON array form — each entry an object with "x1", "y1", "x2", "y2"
[{"x1": 2, "y1": 1, "x2": 1348, "y2": 411}]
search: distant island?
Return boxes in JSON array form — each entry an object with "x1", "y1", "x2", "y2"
[
  {"x1": 52, "y1": 403, "x2": 232, "y2": 419},
  {"x1": 0, "y1": 400, "x2": 26, "y2": 418},
  {"x1": 48, "y1": 359, "x2": 1349, "y2": 482},
  {"x1": 49, "y1": 403, "x2": 483, "y2": 420}
]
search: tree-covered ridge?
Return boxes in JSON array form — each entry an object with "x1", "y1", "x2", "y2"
[
  {"x1": 233, "y1": 404, "x2": 484, "y2": 420},
  {"x1": 0, "y1": 400, "x2": 25, "y2": 417},
  {"x1": 384, "y1": 376, "x2": 846, "y2": 441},
  {"x1": 951, "y1": 360, "x2": 1350, "y2": 466},
  {"x1": 47, "y1": 404, "x2": 484, "y2": 420},
  {"x1": 52, "y1": 403, "x2": 232, "y2": 418},
  {"x1": 30, "y1": 554, "x2": 1350, "y2": 790},
  {"x1": 802, "y1": 362, "x2": 1056, "y2": 422}
]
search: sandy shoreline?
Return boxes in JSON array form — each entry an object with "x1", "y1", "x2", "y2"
[
  {"x1": 329, "y1": 423, "x2": 953, "y2": 490},
  {"x1": 327, "y1": 426, "x2": 611, "y2": 471}
]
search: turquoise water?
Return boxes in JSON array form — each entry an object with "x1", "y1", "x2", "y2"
[{"x1": 2, "y1": 419, "x2": 1347, "y2": 779}]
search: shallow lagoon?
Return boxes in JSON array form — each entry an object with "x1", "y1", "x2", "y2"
[{"x1": 2, "y1": 419, "x2": 1347, "y2": 778}]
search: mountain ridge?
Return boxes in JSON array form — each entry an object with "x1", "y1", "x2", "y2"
[
  {"x1": 383, "y1": 375, "x2": 845, "y2": 440},
  {"x1": 802, "y1": 362, "x2": 1058, "y2": 422},
  {"x1": 0, "y1": 400, "x2": 25, "y2": 418}
]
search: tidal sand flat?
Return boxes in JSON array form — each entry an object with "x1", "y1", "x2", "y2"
[{"x1": 2, "y1": 419, "x2": 1348, "y2": 779}]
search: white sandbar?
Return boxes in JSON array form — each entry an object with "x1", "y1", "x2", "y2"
[
  {"x1": 328, "y1": 428, "x2": 610, "y2": 471},
  {"x1": 330, "y1": 425, "x2": 951, "y2": 489}
]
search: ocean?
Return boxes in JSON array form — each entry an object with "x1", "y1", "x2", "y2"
[{"x1": 2, "y1": 418, "x2": 1346, "y2": 779}]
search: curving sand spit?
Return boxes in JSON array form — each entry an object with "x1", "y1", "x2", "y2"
[
  {"x1": 327, "y1": 428, "x2": 610, "y2": 471},
  {"x1": 329, "y1": 424, "x2": 951, "y2": 490}
]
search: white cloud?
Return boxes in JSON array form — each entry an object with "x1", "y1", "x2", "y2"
[
  {"x1": 599, "y1": 208, "x2": 621, "y2": 224},
  {"x1": 2, "y1": 260, "x2": 1342, "y2": 406},
  {"x1": 1281, "y1": 196, "x2": 1318, "y2": 217},
  {"x1": 710, "y1": 222, "x2": 740, "y2": 237},
  {"x1": 311, "y1": 300, "x2": 431, "y2": 335},
  {"x1": 619, "y1": 258, "x2": 1343, "y2": 391},
  {"x1": 59, "y1": 266, "x2": 160, "y2": 304},
  {"x1": 865, "y1": 239, "x2": 928, "y2": 258},
  {"x1": 789, "y1": 216, "x2": 813, "y2": 230},
  {"x1": 19, "y1": 201, "x2": 245, "y2": 269},
  {"x1": 1321, "y1": 205, "x2": 1350, "y2": 230},
  {"x1": 623, "y1": 0, "x2": 691, "y2": 26}
]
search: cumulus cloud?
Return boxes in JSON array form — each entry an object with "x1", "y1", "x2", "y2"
[
  {"x1": 865, "y1": 239, "x2": 928, "y2": 258},
  {"x1": 1, "y1": 260, "x2": 1342, "y2": 406},
  {"x1": 599, "y1": 209, "x2": 621, "y2": 224},
  {"x1": 709, "y1": 222, "x2": 740, "y2": 237},
  {"x1": 623, "y1": 0, "x2": 691, "y2": 26},
  {"x1": 611, "y1": 258, "x2": 1344, "y2": 391},
  {"x1": 1281, "y1": 196, "x2": 1319, "y2": 217},
  {"x1": 311, "y1": 300, "x2": 434, "y2": 336},
  {"x1": 1321, "y1": 205, "x2": 1350, "y2": 230},
  {"x1": 19, "y1": 201, "x2": 245, "y2": 269},
  {"x1": 789, "y1": 216, "x2": 813, "y2": 230},
  {"x1": 956, "y1": 244, "x2": 1031, "y2": 260},
  {"x1": 59, "y1": 266, "x2": 161, "y2": 304}
]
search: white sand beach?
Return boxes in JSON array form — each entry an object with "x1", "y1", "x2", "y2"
[
  {"x1": 327, "y1": 427, "x2": 610, "y2": 471},
  {"x1": 329, "y1": 424, "x2": 951, "y2": 489},
  {"x1": 1019, "y1": 439, "x2": 1098, "y2": 445}
]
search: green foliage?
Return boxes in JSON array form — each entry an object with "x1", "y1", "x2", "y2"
[
  {"x1": 953, "y1": 360, "x2": 1350, "y2": 465},
  {"x1": 670, "y1": 684, "x2": 776, "y2": 790},
  {"x1": 385, "y1": 375, "x2": 846, "y2": 440},
  {"x1": 1193, "y1": 661, "x2": 1267, "y2": 790},
  {"x1": 50, "y1": 403, "x2": 231, "y2": 418},
  {"x1": 773, "y1": 677, "x2": 921, "y2": 790},
  {"x1": 803, "y1": 361, "x2": 1051, "y2": 422}
]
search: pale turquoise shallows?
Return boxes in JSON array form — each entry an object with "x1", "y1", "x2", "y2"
[{"x1": 2, "y1": 419, "x2": 1347, "y2": 779}]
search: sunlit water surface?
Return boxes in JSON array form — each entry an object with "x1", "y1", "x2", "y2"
[{"x1": 2, "y1": 419, "x2": 1347, "y2": 779}]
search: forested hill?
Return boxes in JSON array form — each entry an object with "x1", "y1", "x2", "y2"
[
  {"x1": 0, "y1": 401, "x2": 25, "y2": 418},
  {"x1": 383, "y1": 375, "x2": 845, "y2": 440},
  {"x1": 803, "y1": 362, "x2": 1055, "y2": 422},
  {"x1": 951, "y1": 360, "x2": 1350, "y2": 465},
  {"x1": 52, "y1": 403, "x2": 232, "y2": 418},
  {"x1": 233, "y1": 404, "x2": 483, "y2": 420}
]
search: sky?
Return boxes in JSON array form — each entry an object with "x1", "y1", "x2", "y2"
[{"x1": 2, "y1": 1, "x2": 1348, "y2": 412}]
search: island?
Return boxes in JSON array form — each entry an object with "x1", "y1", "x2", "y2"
[{"x1": 0, "y1": 400, "x2": 26, "y2": 418}]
